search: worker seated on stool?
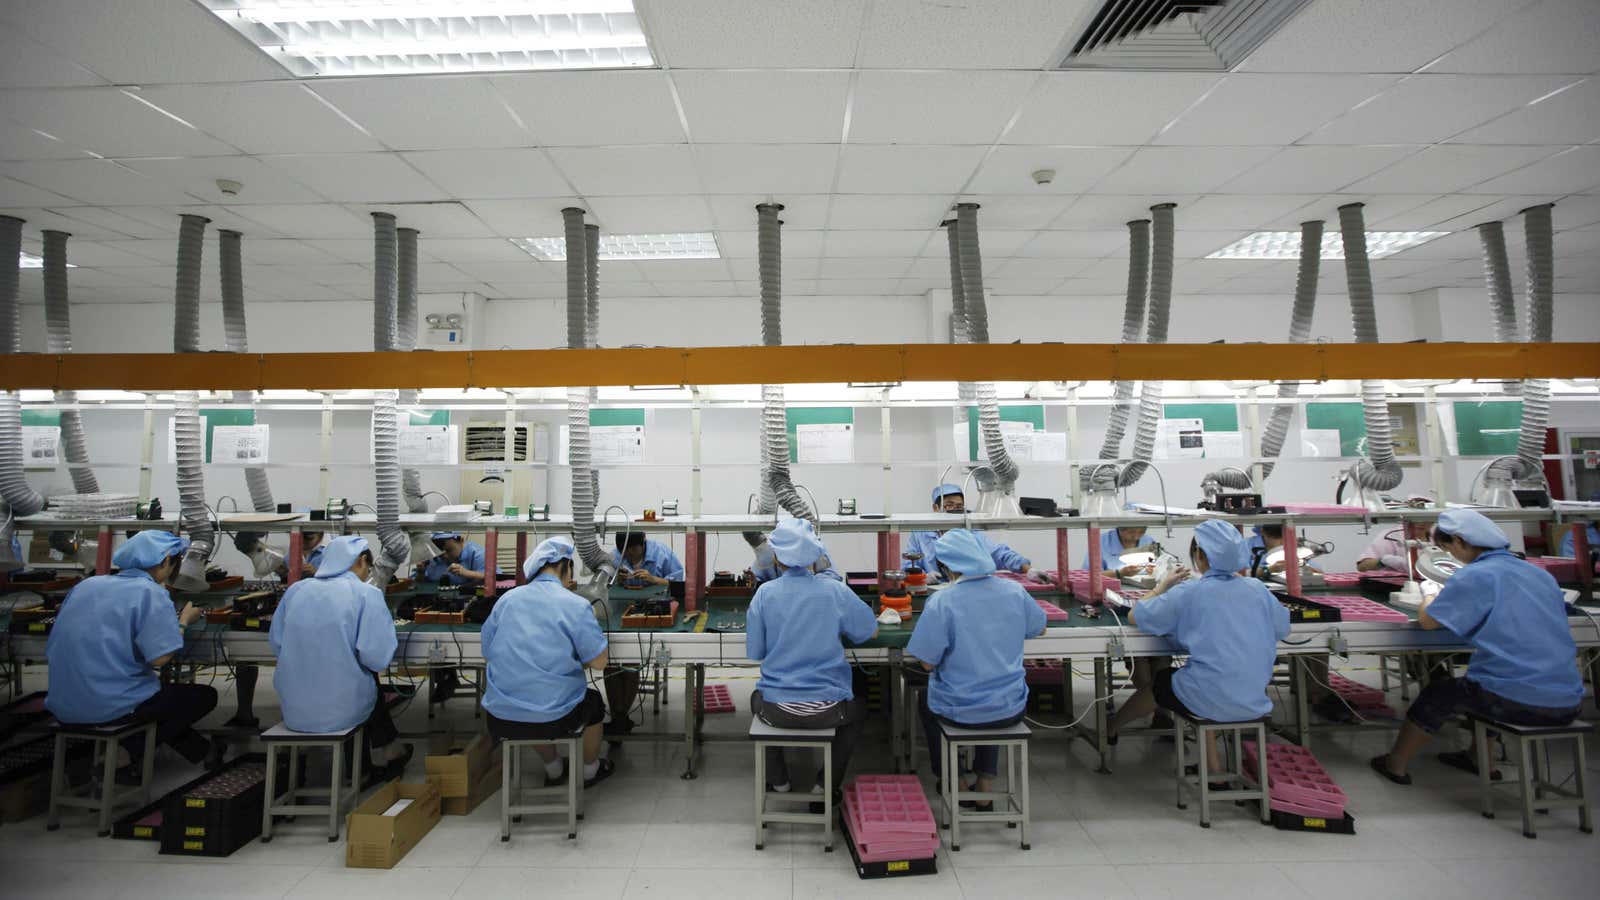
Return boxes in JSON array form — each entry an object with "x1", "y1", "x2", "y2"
[
  {"x1": 604, "y1": 532, "x2": 685, "y2": 736},
  {"x1": 1248, "y1": 525, "x2": 1343, "y2": 723},
  {"x1": 46, "y1": 531, "x2": 225, "y2": 777},
  {"x1": 482, "y1": 538, "x2": 615, "y2": 787},
  {"x1": 416, "y1": 531, "x2": 498, "y2": 701},
  {"x1": 1558, "y1": 519, "x2": 1599, "y2": 559},
  {"x1": 907, "y1": 529, "x2": 1046, "y2": 807},
  {"x1": 1356, "y1": 520, "x2": 1432, "y2": 573},
  {"x1": 1372, "y1": 509, "x2": 1583, "y2": 785},
  {"x1": 903, "y1": 484, "x2": 1030, "y2": 583},
  {"x1": 269, "y1": 536, "x2": 411, "y2": 783},
  {"x1": 1108, "y1": 520, "x2": 1289, "y2": 776},
  {"x1": 747, "y1": 518, "x2": 878, "y2": 806},
  {"x1": 233, "y1": 531, "x2": 328, "y2": 730}
]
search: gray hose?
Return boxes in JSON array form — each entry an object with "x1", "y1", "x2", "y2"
[
  {"x1": 757, "y1": 203, "x2": 813, "y2": 521},
  {"x1": 41, "y1": 230, "x2": 99, "y2": 495},
  {"x1": 943, "y1": 220, "x2": 977, "y2": 409},
  {"x1": 1504, "y1": 203, "x2": 1555, "y2": 482},
  {"x1": 561, "y1": 208, "x2": 610, "y2": 574},
  {"x1": 954, "y1": 203, "x2": 1019, "y2": 493},
  {"x1": 584, "y1": 223, "x2": 601, "y2": 503},
  {"x1": 0, "y1": 216, "x2": 45, "y2": 520},
  {"x1": 218, "y1": 230, "x2": 274, "y2": 517},
  {"x1": 1084, "y1": 219, "x2": 1150, "y2": 491},
  {"x1": 368, "y1": 213, "x2": 408, "y2": 585},
  {"x1": 1337, "y1": 203, "x2": 1403, "y2": 492},
  {"x1": 1121, "y1": 203, "x2": 1175, "y2": 486},
  {"x1": 1476, "y1": 219, "x2": 1523, "y2": 399},
  {"x1": 172, "y1": 214, "x2": 214, "y2": 591},
  {"x1": 1258, "y1": 220, "x2": 1323, "y2": 481},
  {"x1": 395, "y1": 226, "x2": 429, "y2": 514}
]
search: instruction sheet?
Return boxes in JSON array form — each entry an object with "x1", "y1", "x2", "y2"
[
  {"x1": 21, "y1": 426, "x2": 60, "y2": 468},
  {"x1": 1157, "y1": 417, "x2": 1205, "y2": 459},
  {"x1": 399, "y1": 425, "x2": 458, "y2": 466},
  {"x1": 210, "y1": 425, "x2": 270, "y2": 466},
  {"x1": 796, "y1": 422, "x2": 853, "y2": 463}
]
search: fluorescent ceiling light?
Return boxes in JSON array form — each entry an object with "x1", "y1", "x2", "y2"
[
  {"x1": 19, "y1": 252, "x2": 75, "y2": 269},
  {"x1": 512, "y1": 233, "x2": 720, "y2": 262},
  {"x1": 200, "y1": 1, "x2": 652, "y2": 77},
  {"x1": 1207, "y1": 231, "x2": 1448, "y2": 260}
]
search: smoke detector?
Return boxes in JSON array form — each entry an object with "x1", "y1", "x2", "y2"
[
  {"x1": 1031, "y1": 169, "x2": 1056, "y2": 186},
  {"x1": 216, "y1": 179, "x2": 242, "y2": 197}
]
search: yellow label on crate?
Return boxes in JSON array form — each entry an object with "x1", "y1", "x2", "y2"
[
  {"x1": 185, "y1": 798, "x2": 206, "y2": 808},
  {"x1": 887, "y1": 861, "x2": 909, "y2": 872},
  {"x1": 1303, "y1": 610, "x2": 1320, "y2": 619},
  {"x1": 183, "y1": 840, "x2": 203, "y2": 851},
  {"x1": 28, "y1": 623, "x2": 45, "y2": 632},
  {"x1": 245, "y1": 618, "x2": 260, "y2": 628},
  {"x1": 1303, "y1": 817, "x2": 1327, "y2": 828},
  {"x1": 133, "y1": 826, "x2": 153, "y2": 838},
  {"x1": 185, "y1": 826, "x2": 205, "y2": 837}
]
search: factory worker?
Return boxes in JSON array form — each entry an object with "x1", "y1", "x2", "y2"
[
  {"x1": 269, "y1": 536, "x2": 410, "y2": 779},
  {"x1": 747, "y1": 518, "x2": 878, "y2": 801},
  {"x1": 1245, "y1": 525, "x2": 1347, "y2": 721},
  {"x1": 903, "y1": 484, "x2": 1030, "y2": 581},
  {"x1": 611, "y1": 531, "x2": 684, "y2": 587},
  {"x1": 1248, "y1": 525, "x2": 1323, "y2": 579},
  {"x1": 1086, "y1": 526, "x2": 1155, "y2": 579},
  {"x1": 907, "y1": 529, "x2": 1046, "y2": 806},
  {"x1": 751, "y1": 521, "x2": 844, "y2": 584},
  {"x1": 1108, "y1": 520, "x2": 1290, "y2": 775},
  {"x1": 482, "y1": 537, "x2": 615, "y2": 787},
  {"x1": 229, "y1": 531, "x2": 331, "y2": 728},
  {"x1": 416, "y1": 531, "x2": 494, "y2": 586},
  {"x1": 1558, "y1": 519, "x2": 1599, "y2": 559},
  {"x1": 1372, "y1": 509, "x2": 1582, "y2": 785},
  {"x1": 1356, "y1": 520, "x2": 1433, "y2": 573},
  {"x1": 46, "y1": 531, "x2": 224, "y2": 774}
]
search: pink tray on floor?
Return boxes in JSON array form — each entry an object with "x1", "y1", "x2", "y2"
[
  {"x1": 1024, "y1": 659, "x2": 1065, "y2": 684},
  {"x1": 1325, "y1": 672, "x2": 1386, "y2": 707},
  {"x1": 1243, "y1": 741, "x2": 1348, "y2": 818},
  {"x1": 1313, "y1": 594, "x2": 1410, "y2": 624},
  {"x1": 1035, "y1": 599, "x2": 1071, "y2": 622},
  {"x1": 700, "y1": 684, "x2": 735, "y2": 714},
  {"x1": 843, "y1": 776, "x2": 940, "y2": 861}
]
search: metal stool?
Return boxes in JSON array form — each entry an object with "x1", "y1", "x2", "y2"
[
  {"x1": 260, "y1": 721, "x2": 363, "y2": 843},
  {"x1": 500, "y1": 735, "x2": 584, "y2": 842},
  {"x1": 750, "y1": 719, "x2": 835, "y2": 852},
  {"x1": 46, "y1": 719, "x2": 158, "y2": 837},
  {"x1": 935, "y1": 720, "x2": 1032, "y2": 851},
  {"x1": 1467, "y1": 713, "x2": 1592, "y2": 839},
  {"x1": 1171, "y1": 711, "x2": 1270, "y2": 828},
  {"x1": 899, "y1": 667, "x2": 928, "y2": 773}
]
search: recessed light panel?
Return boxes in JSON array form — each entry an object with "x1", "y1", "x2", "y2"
[
  {"x1": 201, "y1": 1, "x2": 653, "y2": 77},
  {"x1": 1207, "y1": 230, "x2": 1449, "y2": 260},
  {"x1": 512, "y1": 232, "x2": 720, "y2": 262}
]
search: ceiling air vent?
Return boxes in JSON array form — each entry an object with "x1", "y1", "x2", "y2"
[{"x1": 1057, "y1": 0, "x2": 1311, "y2": 71}]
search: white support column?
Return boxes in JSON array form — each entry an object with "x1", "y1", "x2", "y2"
[
  {"x1": 1065, "y1": 383, "x2": 1081, "y2": 509},
  {"x1": 880, "y1": 388, "x2": 893, "y2": 515},
  {"x1": 690, "y1": 387, "x2": 703, "y2": 518},
  {"x1": 138, "y1": 395, "x2": 156, "y2": 502},
  {"x1": 502, "y1": 392, "x2": 518, "y2": 511},
  {"x1": 318, "y1": 393, "x2": 333, "y2": 505}
]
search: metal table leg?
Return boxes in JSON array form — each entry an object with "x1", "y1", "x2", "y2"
[
  {"x1": 681, "y1": 663, "x2": 702, "y2": 779},
  {"x1": 1094, "y1": 656, "x2": 1111, "y2": 774},
  {"x1": 888, "y1": 649, "x2": 904, "y2": 773},
  {"x1": 1292, "y1": 657, "x2": 1311, "y2": 747}
]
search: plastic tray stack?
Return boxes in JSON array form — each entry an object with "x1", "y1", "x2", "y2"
[
  {"x1": 699, "y1": 684, "x2": 734, "y2": 714},
  {"x1": 842, "y1": 775, "x2": 939, "y2": 864},
  {"x1": 993, "y1": 571, "x2": 1052, "y2": 593},
  {"x1": 1526, "y1": 556, "x2": 1579, "y2": 583},
  {"x1": 48, "y1": 492, "x2": 139, "y2": 519},
  {"x1": 1313, "y1": 594, "x2": 1409, "y2": 623},
  {"x1": 1063, "y1": 570, "x2": 1121, "y2": 599},
  {"x1": 1035, "y1": 599, "x2": 1071, "y2": 622},
  {"x1": 1324, "y1": 673, "x2": 1395, "y2": 716},
  {"x1": 1024, "y1": 659, "x2": 1065, "y2": 685},
  {"x1": 1320, "y1": 572, "x2": 1376, "y2": 589},
  {"x1": 1242, "y1": 740, "x2": 1348, "y2": 819}
]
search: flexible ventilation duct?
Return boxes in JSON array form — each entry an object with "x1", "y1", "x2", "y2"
[
  {"x1": 1120, "y1": 203, "x2": 1176, "y2": 487},
  {"x1": 584, "y1": 223, "x2": 601, "y2": 504},
  {"x1": 1082, "y1": 218, "x2": 1150, "y2": 492},
  {"x1": 756, "y1": 203, "x2": 814, "y2": 522},
  {"x1": 172, "y1": 214, "x2": 214, "y2": 591},
  {"x1": 0, "y1": 216, "x2": 41, "y2": 569},
  {"x1": 944, "y1": 220, "x2": 976, "y2": 407},
  {"x1": 394, "y1": 226, "x2": 429, "y2": 514},
  {"x1": 1336, "y1": 203, "x2": 1402, "y2": 493},
  {"x1": 1503, "y1": 203, "x2": 1555, "y2": 482},
  {"x1": 562, "y1": 208, "x2": 610, "y2": 575},
  {"x1": 368, "y1": 213, "x2": 409, "y2": 586},
  {"x1": 41, "y1": 231, "x2": 98, "y2": 496},
  {"x1": 1476, "y1": 219, "x2": 1522, "y2": 399},
  {"x1": 954, "y1": 203, "x2": 1019, "y2": 493},
  {"x1": 218, "y1": 230, "x2": 281, "y2": 569},
  {"x1": 1257, "y1": 219, "x2": 1323, "y2": 481}
]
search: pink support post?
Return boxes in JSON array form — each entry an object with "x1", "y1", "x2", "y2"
[
  {"x1": 1283, "y1": 523, "x2": 1302, "y2": 596},
  {"x1": 877, "y1": 532, "x2": 901, "y2": 591},
  {"x1": 286, "y1": 529, "x2": 303, "y2": 586},
  {"x1": 95, "y1": 527, "x2": 113, "y2": 575},
  {"x1": 1087, "y1": 526, "x2": 1104, "y2": 602},
  {"x1": 684, "y1": 530, "x2": 706, "y2": 611},
  {"x1": 514, "y1": 532, "x2": 528, "y2": 585},
  {"x1": 1574, "y1": 523, "x2": 1593, "y2": 601},
  {"x1": 483, "y1": 528, "x2": 498, "y2": 598},
  {"x1": 1054, "y1": 527, "x2": 1070, "y2": 592}
]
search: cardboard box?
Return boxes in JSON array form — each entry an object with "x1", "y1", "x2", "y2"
[
  {"x1": 345, "y1": 782, "x2": 441, "y2": 869},
  {"x1": 425, "y1": 733, "x2": 502, "y2": 816}
]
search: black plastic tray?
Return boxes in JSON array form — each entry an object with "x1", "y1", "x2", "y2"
[
  {"x1": 158, "y1": 753, "x2": 272, "y2": 858},
  {"x1": 1272, "y1": 591, "x2": 1344, "y2": 624}
]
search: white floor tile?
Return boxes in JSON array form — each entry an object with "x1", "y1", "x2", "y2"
[
  {"x1": 622, "y1": 867, "x2": 793, "y2": 900},
  {"x1": 1277, "y1": 859, "x2": 1473, "y2": 900},
  {"x1": 450, "y1": 866, "x2": 630, "y2": 900},
  {"x1": 953, "y1": 864, "x2": 1129, "y2": 898},
  {"x1": 112, "y1": 862, "x2": 313, "y2": 900},
  {"x1": 793, "y1": 862, "x2": 963, "y2": 899},
  {"x1": 282, "y1": 865, "x2": 471, "y2": 900},
  {"x1": 633, "y1": 821, "x2": 797, "y2": 868},
  {"x1": 1116, "y1": 861, "x2": 1309, "y2": 900}
]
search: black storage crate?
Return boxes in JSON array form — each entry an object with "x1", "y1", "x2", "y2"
[
  {"x1": 840, "y1": 809, "x2": 939, "y2": 879},
  {"x1": 158, "y1": 753, "x2": 271, "y2": 857},
  {"x1": 0, "y1": 691, "x2": 53, "y2": 742},
  {"x1": 1268, "y1": 807, "x2": 1356, "y2": 834},
  {"x1": 1271, "y1": 591, "x2": 1344, "y2": 625}
]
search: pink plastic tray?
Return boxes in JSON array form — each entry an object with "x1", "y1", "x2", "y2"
[
  {"x1": 1526, "y1": 556, "x2": 1579, "y2": 582},
  {"x1": 1282, "y1": 504, "x2": 1365, "y2": 516},
  {"x1": 1325, "y1": 672, "x2": 1386, "y2": 707},
  {"x1": 1243, "y1": 741, "x2": 1348, "y2": 818},
  {"x1": 1313, "y1": 594, "x2": 1409, "y2": 624},
  {"x1": 1024, "y1": 659, "x2": 1065, "y2": 684},
  {"x1": 994, "y1": 571, "x2": 1053, "y2": 592},
  {"x1": 1035, "y1": 599, "x2": 1071, "y2": 622},
  {"x1": 700, "y1": 684, "x2": 734, "y2": 715},
  {"x1": 844, "y1": 775, "x2": 937, "y2": 838}
]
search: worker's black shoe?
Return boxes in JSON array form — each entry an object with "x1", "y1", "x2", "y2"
[
  {"x1": 584, "y1": 758, "x2": 616, "y2": 788},
  {"x1": 603, "y1": 716, "x2": 636, "y2": 737},
  {"x1": 204, "y1": 737, "x2": 230, "y2": 771},
  {"x1": 431, "y1": 669, "x2": 460, "y2": 703},
  {"x1": 223, "y1": 714, "x2": 260, "y2": 730},
  {"x1": 1313, "y1": 695, "x2": 1357, "y2": 723}
]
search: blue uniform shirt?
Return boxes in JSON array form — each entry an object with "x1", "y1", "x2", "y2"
[
  {"x1": 1084, "y1": 529, "x2": 1157, "y2": 571},
  {"x1": 746, "y1": 568, "x2": 878, "y2": 704},
  {"x1": 752, "y1": 549, "x2": 844, "y2": 584},
  {"x1": 306, "y1": 543, "x2": 325, "y2": 570},
  {"x1": 904, "y1": 529, "x2": 1029, "y2": 580},
  {"x1": 907, "y1": 574, "x2": 1046, "y2": 724},
  {"x1": 1133, "y1": 571, "x2": 1291, "y2": 721},
  {"x1": 45, "y1": 570, "x2": 183, "y2": 724},
  {"x1": 1558, "y1": 524, "x2": 1599, "y2": 558},
  {"x1": 482, "y1": 573, "x2": 608, "y2": 723},
  {"x1": 421, "y1": 541, "x2": 493, "y2": 585},
  {"x1": 1425, "y1": 549, "x2": 1583, "y2": 710},
  {"x1": 611, "y1": 539, "x2": 685, "y2": 583},
  {"x1": 269, "y1": 571, "x2": 397, "y2": 733}
]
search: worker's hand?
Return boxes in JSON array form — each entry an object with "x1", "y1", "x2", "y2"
[
  {"x1": 1159, "y1": 567, "x2": 1190, "y2": 592},
  {"x1": 1117, "y1": 564, "x2": 1142, "y2": 578},
  {"x1": 1018, "y1": 563, "x2": 1031, "y2": 575},
  {"x1": 1268, "y1": 560, "x2": 1287, "y2": 573},
  {"x1": 448, "y1": 563, "x2": 466, "y2": 576},
  {"x1": 1380, "y1": 554, "x2": 1408, "y2": 571},
  {"x1": 178, "y1": 601, "x2": 202, "y2": 627}
]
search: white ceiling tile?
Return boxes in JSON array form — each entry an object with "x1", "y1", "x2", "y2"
[
  {"x1": 902, "y1": 257, "x2": 955, "y2": 278},
  {"x1": 1302, "y1": 74, "x2": 1579, "y2": 144},
  {"x1": 1449, "y1": 77, "x2": 1600, "y2": 144},
  {"x1": 294, "y1": 263, "x2": 373, "y2": 286},
  {"x1": 989, "y1": 257, "x2": 1097, "y2": 280},
  {"x1": 0, "y1": 0, "x2": 288, "y2": 85},
  {"x1": 848, "y1": 71, "x2": 1036, "y2": 145},
  {"x1": 1, "y1": 159, "x2": 199, "y2": 205},
  {"x1": 137, "y1": 82, "x2": 379, "y2": 156},
  {"x1": 547, "y1": 145, "x2": 699, "y2": 196},
  {"x1": 36, "y1": 240, "x2": 157, "y2": 268},
  {"x1": 983, "y1": 278, "x2": 1063, "y2": 296},
  {"x1": 493, "y1": 71, "x2": 685, "y2": 146},
  {"x1": 1004, "y1": 72, "x2": 1222, "y2": 146},
  {"x1": 0, "y1": 29, "x2": 104, "y2": 88},
  {"x1": 347, "y1": 201, "x2": 495, "y2": 238},
  {"x1": 1550, "y1": 195, "x2": 1600, "y2": 230},
  {"x1": 823, "y1": 230, "x2": 932, "y2": 258},
  {"x1": 1093, "y1": 147, "x2": 1277, "y2": 195},
  {"x1": 1347, "y1": 145, "x2": 1559, "y2": 194},
  {"x1": 967, "y1": 147, "x2": 1134, "y2": 195},
  {"x1": 693, "y1": 145, "x2": 838, "y2": 195},
  {"x1": 402, "y1": 149, "x2": 569, "y2": 200},
  {"x1": 714, "y1": 229, "x2": 825, "y2": 259},
  {"x1": 259, "y1": 154, "x2": 447, "y2": 204},
  {"x1": 1237, "y1": 0, "x2": 1528, "y2": 74},
  {"x1": 1155, "y1": 75, "x2": 1399, "y2": 146},
  {"x1": 0, "y1": 208, "x2": 134, "y2": 242},
  {"x1": 51, "y1": 205, "x2": 185, "y2": 239},
  {"x1": 1467, "y1": 146, "x2": 1600, "y2": 194},
  {"x1": 1014, "y1": 231, "x2": 1126, "y2": 259},
  {"x1": 1, "y1": 87, "x2": 237, "y2": 158},
  {"x1": 834, "y1": 146, "x2": 986, "y2": 194},
  {"x1": 231, "y1": 204, "x2": 370, "y2": 239},
  {"x1": 1218, "y1": 146, "x2": 1417, "y2": 194},
  {"x1": 651, "y1": 280, "x2": 743, "y2": 298},
  {"x1": 858, "y1": 0, "x2": 1093, "y2": 68},
  {"x1": 818, "y1": 257, "x2": 914, "y2": 279},
  {"x1": 1380, "y1": 231, "x2": 1491, "y2": 260},
  {"x1": 1288, "y1": 194, "x2": 1446, "y2": 229},
  {"x1": 1048, "y1": 196, "x2": 1199, "y2": 230},
  {"x1": 454, "y1": 260, "x2": 561, "y2": 284},
  {"x1": 826, "y1": 195, "x2": 952, "y2": 230},
  {"x1": 0, "y1": 173, "x2": 73, "y2": 206},
  {"x1": 949, "y1": 228, "x2": 1036, "y2": 259},
  {"x1": 1173, "y1": 230, "x2": 1254, "y2": 259},
  {"x1": 672, "y1": 71, "x2": 848, "y2": 144},
  {"x1": 119, "y1": 156, "x2": 325, "y2": 205},
  {"x1": 708, "y1": 196, "x2": 829, "y2": 232},
  {"x1": 310, "y1": 76, "x2": 528, "y2": 151},
  {"x1": 583, "y1": 196, "x2": 714, "y2": 233},
  {"x1": 813, "y1": 278, "x2": 907, "y2": 296},
  {"x1": 639, "y1": 259, "x2": 731, "y2": 282},
  {"x1": 1427, "y1": 0, "x2": 1600, "y2": 74},
  {"x1": 640, "y1": 0, "x2": 867, "y2": 68},
  {"x1": 460, "y1": 199, "x2": 585, "y2": 238},
  {"x1": 418, "y1": 238, "x2": 528, "y2": 264},
  {"x1": 228, "y1": 239, "x2": 335, "y2": 266},
  {"x1": 950, "y1": 195, "x2": 1079, "y2": 230},
  {"x1": 1354, "y1": 195, "x2": 1492, "y2": 230},
  {"x1": 1181, "y1": 195, "x2": 1326, "y2": 229},
  {"x1": 0, "y1": 122, "x2": 93, "y2": 161},
  {"x1": 112, "y1": 204, "x2": 269, "y2": 239}
]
